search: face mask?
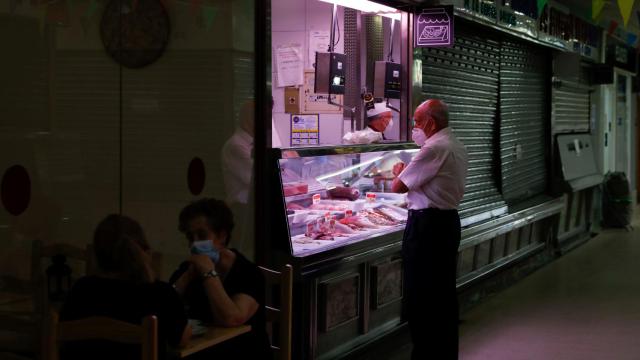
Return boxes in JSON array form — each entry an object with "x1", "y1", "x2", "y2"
[
  {"x1": 412, "y1": 127, "x2": 427, "y2": 146},
  {"x1": 191, "y1": 240, "x2": 220, "y2": 263}
]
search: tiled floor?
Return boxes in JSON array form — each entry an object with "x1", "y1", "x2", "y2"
[
  {"x1": 361, "y1": 211, "x2": 640, "y2": 360},
  {"x1": 458, "y1": 214, "x2": 640, "y2": 360}
]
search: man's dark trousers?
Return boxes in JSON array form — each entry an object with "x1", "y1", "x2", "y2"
[{"x1": 402, "y1": 208, "x2": 461, "y2": 359}]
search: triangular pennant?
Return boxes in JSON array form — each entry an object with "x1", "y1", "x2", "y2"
[
  {"x1": 537, "y1": 0, "x2": 548, "y2": 17},
  {"x1": 203, "y1": 5, "x2": 216, "y2": 31},
  {"x1": 627, "y1": 32, "x2": 637, "y2": 47},
  {"x1": 608, "y1": 20, "x2": 618, "y2": 35},
  {"x1": 592, "y1": 0, "x2": 606, "y2": 20},
  {"x1": 618, "y1": 0, "x2": 634, "y2": 27}
]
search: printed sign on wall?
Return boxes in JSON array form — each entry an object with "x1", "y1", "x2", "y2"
[
  {"x1": 290, "y1": 114, "x2": 320, "y2": 146},
  {"x1": 415, "y1": 6, "x2": 454, "y2": 47}
]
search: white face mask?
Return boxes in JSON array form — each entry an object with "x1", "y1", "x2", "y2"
[{"x1": 412, "y1": 127, "x2": 427, "y2": 146}]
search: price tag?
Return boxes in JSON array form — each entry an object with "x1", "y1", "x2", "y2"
[
  {"x1": 366, "y1": 192, "x2": 376, "y2": 203},
  {"x1": 305, "y1": 223, "x2": 315, "y2": 237},
  {"x1": 312, "y1": 194, "x2": 321, "y2": 204}
]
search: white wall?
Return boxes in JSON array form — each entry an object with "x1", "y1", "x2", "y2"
[
  {"x1": 271, "y1": 0, "x2": 404, "y2": 146},
  {"x1": 271, "y1": 0, "x2": 345, "y2": 146}
]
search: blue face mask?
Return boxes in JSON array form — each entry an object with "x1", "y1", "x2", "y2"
[{"x1": 190, "y1": 240, "x2": 220, "y2": 263}]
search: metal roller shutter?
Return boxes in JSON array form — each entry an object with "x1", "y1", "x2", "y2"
[
  {"x1": 551, "y1": 78, "x2": 590, "y2": 133},
  {"x1": 499, "y1": 40, "x2": 549, "y2": 203},
  {"x1": 419, "y1": 32, "x2": 508, "y2": 225}
]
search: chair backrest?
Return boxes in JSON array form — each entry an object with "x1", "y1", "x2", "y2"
[
  {"x1": 258, "y1": 264, "x2": 293, "y2": 360},
  {"x1": 44, "y1": 310, "x2": 158, "y2": 360}
]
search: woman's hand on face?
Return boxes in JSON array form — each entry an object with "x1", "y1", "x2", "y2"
[{"x1": 189, "y1": 254, "x2": 215, "y2": 274}]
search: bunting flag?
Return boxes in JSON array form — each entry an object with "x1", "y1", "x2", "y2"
[
  {"x1": 537, "y1": 0, "x2": 548, "y2": 17},
  {"x1": 618, "y1": 0, "x2": 634, "y2": 27},
  {"x1": 608, "y1": 20, "x2": 619, "y2": 35},
  {"x1": 203, "y1": 5, "x2": 216, "y2": 31},
  {"x1": 592, "y1": 0, "x2": 606, "y2": 20},
  {"x1": 627, "y1": 32, "x2": 638, "y2": 47}
]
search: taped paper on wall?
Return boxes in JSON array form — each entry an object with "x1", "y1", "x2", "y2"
[
  {"x1": 309, "y1": 30, "x2": 330, "y2": 67},
  {"x1": 276, "y1": 43, "x2": 304, "y2": 87}
]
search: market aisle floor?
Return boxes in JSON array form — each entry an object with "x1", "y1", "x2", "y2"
[
  {"x1": 364, "y1": 210, "x2": 640, "y2": 360},
  {"x1": 459, "y1": 211, "x2": 640, "y2": 360}
]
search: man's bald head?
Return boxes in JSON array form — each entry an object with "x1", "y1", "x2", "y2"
[{"x1": 414, "y1": 99, "x2": 449, "y2": 132}]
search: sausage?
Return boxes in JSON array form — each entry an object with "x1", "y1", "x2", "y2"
[{"x1": 328, "y1": 186, "x2": 360, "y2": 201}]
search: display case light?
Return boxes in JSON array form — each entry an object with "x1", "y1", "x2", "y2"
[{"x1": 317, "y1": 0, "x2": 400, "y2": 20}]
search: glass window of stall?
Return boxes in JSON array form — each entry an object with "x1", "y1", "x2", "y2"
[
  {"x1": 270, "y1": 0, "x2": 410, "y2": 148},
  {"x1": 0, "y1": 0, "x2": 257, "y2": 331},
  {"x1": 269, "y1": 0, "x2": 414, "y2": 257}
]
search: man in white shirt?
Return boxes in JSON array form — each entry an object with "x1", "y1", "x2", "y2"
[{"x1": 392, "y1": 99, "x2": 468, "y2": 359}]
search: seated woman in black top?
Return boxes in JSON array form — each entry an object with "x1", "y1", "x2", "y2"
[
  {"x1": 60, "y1": 214, "x2": 191, "y2": 360},
  {"x1": 170, "y1": 198, "x2": 272, "y2": 359}
]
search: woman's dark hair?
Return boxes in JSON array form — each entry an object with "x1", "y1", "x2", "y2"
[
  {"x1": 93, "y1": 214, "x2": 153, "y2": 283},
  {"x1": 178, "y1": 198, "x2": 234, "y2": 245}
]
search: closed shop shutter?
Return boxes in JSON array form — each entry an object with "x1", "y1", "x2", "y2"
[
  {"x1": 499, "y1": 40, "x2": 549, "y2": 203},
  {"x1": 551, "y1": 78, "x2": 590, "y2": 133},
  {"x1": 419, "y1": 31, "x2": 508, "y2": 225}
]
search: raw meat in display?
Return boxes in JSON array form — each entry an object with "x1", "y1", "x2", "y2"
[
  {"x1": 362, "y1": 210, "x2": 397, "y2": 226},
  {"x1": 375, "y1": 206, "x2": 407, "y2": 222},
  {"x1": 328, "y1": 186, "x2": 360, "y2": 201},
  {"x1": 333, "y1": 222, "x2": 357, "y2": 234},
  {"x1": 286, "y1": 202, "x2": 306, "y2": 210},
  {"x1": 340, "y1": 215, "x2": 379, "y2": 229},
  {"x1": 309, "y1": 203, "x2": 349, "y2": 212},
  {"x1": 283, "y1": 182, "x2": 309, "y2": 197}
]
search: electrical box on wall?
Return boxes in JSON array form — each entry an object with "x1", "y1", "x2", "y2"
[
  {"x1": 284, "y1": 87, "x2": 300, "y2": 114},
  {"x1": 374, "y1": 61, "x2": 401, "y2": 99},
  {"x1": 314, "y1": 52, "x2": 346, "y2": 95}
]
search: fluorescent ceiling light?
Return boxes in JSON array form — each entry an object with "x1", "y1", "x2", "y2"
[{"x1": 318, "y1": 0, "x2": 400, "y2": 18}]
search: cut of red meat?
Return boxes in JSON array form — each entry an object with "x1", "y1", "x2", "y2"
[{"x1": 283, "y1": 182, "x2": 309, "y2": 197}]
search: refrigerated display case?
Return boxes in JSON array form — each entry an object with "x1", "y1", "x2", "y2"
[
  {"x1": 275, "y1": 143, "x2": 419, "y2": 257},
  {"x1": 267, "y1": 142, "x2": 418, "y2": 359}
]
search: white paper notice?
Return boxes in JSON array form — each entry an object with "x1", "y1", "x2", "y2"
[
  {"x1": 309, "y1": 30, "x2": 330, "y2": 67},
  {"x1": 276, "y1": 44, "x2": 303, "y2": 88}
]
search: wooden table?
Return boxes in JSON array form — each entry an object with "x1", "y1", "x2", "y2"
[{"x1": 178, "y1": 325, "x2": 251, "y2": 358}]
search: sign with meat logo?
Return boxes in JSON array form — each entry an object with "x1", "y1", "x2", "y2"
[{"x1": 415, "y1": 6, "x2": 454, "y2": 47}]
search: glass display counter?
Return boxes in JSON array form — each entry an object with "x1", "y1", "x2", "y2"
[{"x1": 274, "y1": 143, "x2": 420, "y2": 257}]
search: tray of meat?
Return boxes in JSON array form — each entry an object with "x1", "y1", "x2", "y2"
[
  {"x1": 283, "y1": 182, "x2": 309, "y2": 197},
  {"x1": 309, "y1": 200, "x2": 365, "y2": 212}
]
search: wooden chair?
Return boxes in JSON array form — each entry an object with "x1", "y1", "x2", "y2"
[
  {"x1": 258, "y1": 264, "x2": 293, "y2": 360},
  {"x1": 0, "y1": 240, "x2": 88, "y2": 358},
  {"x1": 43, "y1": 310, "x2": 158, "y2": 360}
]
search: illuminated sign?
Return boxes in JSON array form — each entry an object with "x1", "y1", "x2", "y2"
[{"x1": 415, "y1": 6, "x2": 454, "y2": 47}]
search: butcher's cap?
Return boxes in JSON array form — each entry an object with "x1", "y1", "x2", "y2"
[{"x1": 367, "y1": 103, "x2": 392, "y2": 118}]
